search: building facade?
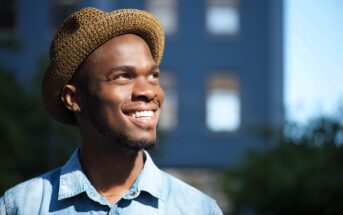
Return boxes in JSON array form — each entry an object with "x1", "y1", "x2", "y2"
[{"x1": 0, "y1": 0, "x2": 283, "y2": 168}]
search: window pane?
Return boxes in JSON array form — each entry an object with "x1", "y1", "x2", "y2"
[
  {"x1": 0, "y1": 0, "x2": 16, "y2": 29},
  {"x1": 206, "y1": 0, "x2": 240, "y2": 35},
  {"x1": 206, "y1": 73, "x2": 240, "y2": 132},
  {"x1": 145, "y1": 0, "x2": 177, "y2": 35},
  {"x1": 159, "y1": 71, "x2": 178, "y2": 130}
]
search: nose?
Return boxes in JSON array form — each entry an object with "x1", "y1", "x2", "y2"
[{"x1": 132, "y1": 78, "x2": 156, "y2": 102}]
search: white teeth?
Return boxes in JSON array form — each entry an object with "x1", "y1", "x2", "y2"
[{"x1": 130, "y1": 111, "x2": 153, "y2": 118}]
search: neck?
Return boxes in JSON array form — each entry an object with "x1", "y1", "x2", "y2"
[{"x1": 79, "y1": 140, "x2": 145, "y2": 200}]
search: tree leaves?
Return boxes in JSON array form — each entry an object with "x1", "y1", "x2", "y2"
[{"x1": 222, "y1": 117, "x2": 343, "y2": 214}]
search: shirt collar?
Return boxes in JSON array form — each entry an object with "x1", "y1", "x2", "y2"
[
  {"x1": 135, "y1": 151, "x2": 166, "y2": 202},
  {"x1": 58, "y1": 149, "x2": 166, "y2": 202},
  {"x1": 58, "y1": 148, "x2": 102, "y2": 202}
]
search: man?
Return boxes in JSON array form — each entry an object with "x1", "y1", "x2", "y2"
[{"x1": 0, "y1": 8, "x2": 222, "y2": 214}]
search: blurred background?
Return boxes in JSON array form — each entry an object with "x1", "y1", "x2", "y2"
[{"x1": 0, "y1": 0, "x2": 342, "y2": 214}]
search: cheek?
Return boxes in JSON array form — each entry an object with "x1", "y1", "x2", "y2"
[
  {"x1": 107, "y1": 87, "x2": 132, "y2": 106},
  {"x1": 81, "y1": 88, "x2": 120, "y2": 117},
  {"x1": 99, "y1": 84, "x2": 132, "y2": 101},
  {"x1": 158, "y1": 87, "x2": 165, "y2": 105}
]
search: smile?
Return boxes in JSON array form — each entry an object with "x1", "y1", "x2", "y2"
[
  {"x1": 128, "y1": 110, "x2": 154, "y2": 118},
  {"x1": 124, "y1": 108, "x2": 158, "y2": 129}
]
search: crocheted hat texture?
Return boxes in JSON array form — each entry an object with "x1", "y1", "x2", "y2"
[{"x1": 42, "y1": 7, "x2": 165, "y2": 125}]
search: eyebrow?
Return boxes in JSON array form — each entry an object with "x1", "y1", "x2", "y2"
[
  {"x1": 108, "y1": 64, "x2": 160, "y2": 74},
  {"x1": 109, "y1": 65, "x2": 135, "y2": 73},
  {"x1": 151, "y1": 64, "x2": 159, "y2": 72}
]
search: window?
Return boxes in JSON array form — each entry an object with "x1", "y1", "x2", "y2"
[
  {"x1": 0, "y1": 0, "x2": 16, "y2": 30},
  {"x1": 159, "y1": 71, "x2": 178, "y2": 130},
  {"x1": 206, "y1": 72, "x2": 240, "y2": 132},
  {"x1": 51, "y1": 0, "x2": 79, "y2": 29},
  {"x1": 206, "y1": 0, "x2": 240, "y2": 36},
  {"x1": 0, "y1": 0, "x2": 19, "y2": 49},
  {"x1": 145, "y1": 0, "x2": 177, "y2": 35}
]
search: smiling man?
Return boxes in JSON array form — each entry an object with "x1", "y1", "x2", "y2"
[{"x1": 0, "y1": 8, "x2": 222, "y2": 214}]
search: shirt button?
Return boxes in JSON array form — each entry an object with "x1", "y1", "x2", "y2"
[{"x1": 130, "y1": 191, "x2": 139, "y2": 197}]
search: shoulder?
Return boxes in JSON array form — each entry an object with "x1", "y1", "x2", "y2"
[
  {"x1": 160, "y1": 170, "x2": 207, "y2": 198},
  {"x1": 1, "y1": 167, "x2": 61, "y2": 214},
  {"x1": 4, "y1": 167, "x2": 61, "y2": 198},
  {"x1": 159, "y1": 170, "x2": 223, "y2": 214},
  {"x1": 0, "y1": 196, "x2": 6, "y2": 215}
]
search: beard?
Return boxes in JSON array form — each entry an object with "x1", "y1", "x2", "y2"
[
  {"x1": 92, "y1": 120, "x2": 157, "y2": 152},
  {"x1": 85, "y1": 93, "x2": 157, "y2": 152}
]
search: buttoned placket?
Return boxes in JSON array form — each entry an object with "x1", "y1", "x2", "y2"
[
  {"x1": 108, "y1": 206, "x2": 120, "y2": 215},
  {"x1": 85, "y1": 185, "x2": 111, "y2": 207}
]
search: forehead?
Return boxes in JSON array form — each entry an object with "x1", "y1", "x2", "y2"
[
  {"x1": 77, "y1": 34, "x2": 155, "y2": 80},
  {"x1": 90, "y1": 34, "x2": 154, "y2": 65}
]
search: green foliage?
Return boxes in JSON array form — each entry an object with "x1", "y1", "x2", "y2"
[
  {"x1": 222, "y1": 117, "x2": 343, "y2": 215},
  {"x1": 0, "y1": 61, "x2": 80, "y2": 194},
  {"x1": 0, "y1": 32, "x2": 21, "y2": 51}
]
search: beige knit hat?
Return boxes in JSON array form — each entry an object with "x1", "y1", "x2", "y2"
[{"x1": 42, "y1": 7, "x2": 165, "y2": 125}]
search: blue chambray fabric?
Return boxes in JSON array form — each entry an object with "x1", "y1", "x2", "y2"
[{"x1": 0, "y1": 149, "x2": 222, "y2": 215}]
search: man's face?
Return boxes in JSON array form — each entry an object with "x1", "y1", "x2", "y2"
[{"x1": 77, "y1": 34, "x2": 164, "y2": 151}]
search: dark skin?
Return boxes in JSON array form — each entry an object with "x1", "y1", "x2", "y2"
[{"x1": 60, "y1": 34, "x2": 165, "y2": 204}]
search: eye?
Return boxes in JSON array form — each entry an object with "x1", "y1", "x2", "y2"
[
  {"x1": 112, "y1": 72, "x2": 131, "y2": 80},
  {"x1": 106, "y1": 72, "x2": 132, "y2": 84},
  {"x1": 147, "y1": 72, "x2": 160, "y2": 79}
]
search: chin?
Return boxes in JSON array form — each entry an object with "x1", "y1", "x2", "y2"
[
  {"x1": 88, "y1": 107, "x2": 158, "y2": 152},
  {"x1": 100, "y1": 127, "x2": 157, "y2": 152},
  {"x1": 117, "y1": 137, "x2": 157, "y2": 152}
]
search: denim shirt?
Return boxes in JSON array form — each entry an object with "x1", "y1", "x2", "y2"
[{"x1": 0, "y1": 149, "x2": 222, "y2": 215}]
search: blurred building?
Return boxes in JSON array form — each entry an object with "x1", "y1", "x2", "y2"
[{"x1": 0, "y1": 0, "x2": 283, "y2": 168}]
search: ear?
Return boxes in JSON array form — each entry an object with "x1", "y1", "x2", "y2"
[{"x1": 60, "y1": 84, "x2": 81, "y2": 113}]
